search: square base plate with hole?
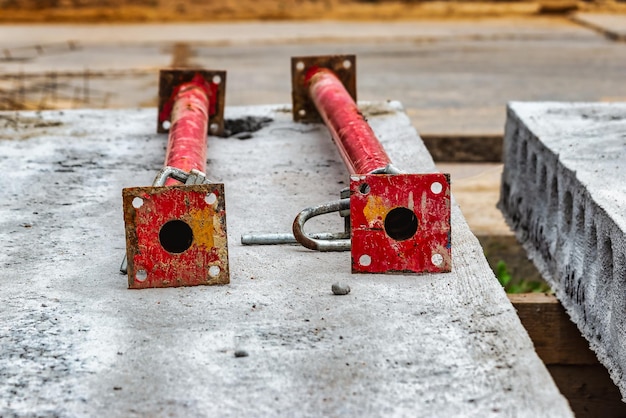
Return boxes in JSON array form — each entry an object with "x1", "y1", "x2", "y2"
[
  {"x1": 122, "y1": 184, "x2": 229, "y2": 288},
  {"x1": 350, "y1": 173, "x2": 451, "y2": 274},
  {"x1": 157, "y1": 69, "x2": 226, "y2": 135},
  {"x1": 291, "y1": 55, "x2": 356, "y2": 123}
]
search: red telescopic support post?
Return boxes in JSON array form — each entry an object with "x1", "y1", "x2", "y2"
[
  {"x1": 122, "y1": 69, "x2": 229, "y2": 289},
  {"x1": 291, "y1": 55, "x2": 451, "y2": 274},
  {"x1": 162, "y1": 74, "x2": 211, "y2": 185},
  {"x1": 306, "y1": 67, "x2": 392, "y2": 175}
]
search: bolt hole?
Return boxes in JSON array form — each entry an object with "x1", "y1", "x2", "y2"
[
  {"x1": 132, "y1": 197, "x2": 144, "y2": 209},
  {"x1": 212, "y1": 74, "x2": 222, "y2": 85},
  {"x1": 162, "y1": 120, "x2": 171, "y2": 131},
  {"x1": 296, "y1": 61, "x2": 305, "y2": 71},
  {"x1": 205, "y1": 192, "x2": 217, "y2": 205},
  {"x1": 208, "y1": 265, "x2": 221, "y2": 277},
  {"x1": 298, "y1": 109, "x2": 306, "y2": 117},
  {"x1": 384, "y1": 207, "x2": 418, "y2": 241},
  {"x1": 159, "y1": 220, "x2": 193, "y2": 254},
  {"x1": 359, "y1": 254, "x2": 372, "y2": 267},
  {"x1": 359, "y1": 183, "x2": 370, "y2": 195},
  {"x1": 136, "y1": 269, "x2": 147, "y2": 282},
  {"x1": 343, "y1": 59, "x2": 352, "y2": 69},
  {"x1": 431, "y1": 182, "x2": 443, "y2": 194},
  {"x1": 210, "y1": 123, "x2": 219, "y2": 134},
  {"x1": 431, "y1": 253, "x2": 444, "y2": 266}
]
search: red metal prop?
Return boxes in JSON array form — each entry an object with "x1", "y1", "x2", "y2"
[
  {"x1": 293, "y1": 55, "x2": 451, "y2": 274},
  {"x1": 163, "y1": 74, "x2": 213, "y2": 185},
  {"x1": 306, "y1": 67, "x2": 392, "y2": 174},
  {"x1": 123, "y1": 184, "x2": 229, "y2": 288},
  {"x1": 123, "y1": 69, "x2": 229, "y2": 288}
]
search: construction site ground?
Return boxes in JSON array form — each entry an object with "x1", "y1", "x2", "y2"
[{"x1": 2, "y1": 7, "x2": 626, "y2": 416}]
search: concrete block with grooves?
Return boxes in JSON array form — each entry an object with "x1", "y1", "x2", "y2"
[{"x1": 499, "y1": 101, "x2": 626, "y2": 397}]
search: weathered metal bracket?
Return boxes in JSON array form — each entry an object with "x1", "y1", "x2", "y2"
[
  {"x1": 291, "y1": 54, "x2": 356, "y2": 123},
  {"x1": 157, "y1": 69, "x2": 226, "y2": 135},
  {"x1": 245, "y1": 53, "x2": 452, "y2": 275},
  {"x1": 122, "y1": 183, "x2": 229, "y2": 289},
  {"x1": 350, "y1": 173, "x2": 451, "y2": 274}
]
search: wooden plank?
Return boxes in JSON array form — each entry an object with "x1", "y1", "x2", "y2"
[
  {"x1": 510, "y1": 293, "x2": 626, "y2": 417},
  {"x1": 548, "y1": 365, "x2": 626, "y2": 418},
  {"x1": 509, "y1": 293, "x2": 598, "y2": 365}
]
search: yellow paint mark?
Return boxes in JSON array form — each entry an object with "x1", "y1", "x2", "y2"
[
  {"x1": 362, "y1": 194, "x2": 389, "y2": 223},
  {"x1": 188, "y1": 206, "x2": 215, "y2": 249}
]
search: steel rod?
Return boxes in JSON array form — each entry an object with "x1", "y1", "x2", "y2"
[
  {"x1": 163, "y1": 74, "x2": 212, "y2": 185},
  {"x1": 306, "y1": 67, "x2": 392, "y2": 175}
]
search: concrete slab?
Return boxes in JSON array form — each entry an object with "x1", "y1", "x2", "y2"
[
  {"x1": 573, "y1": 13, "x2": 626, "y2": 41},
  {"x1": 498, "y1": 101, "x2": 626, "y2": 398},
  {"x1": 0, "y1": 103, "x2": 571, "y2": 416}
]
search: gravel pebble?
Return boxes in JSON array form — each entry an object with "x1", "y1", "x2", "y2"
[
  {"x1": 332, "y1": 283, "x2": 351, "y2": 295},
  {"x1": 234, "y1": 349, "x2": 249, "y2": 358}
]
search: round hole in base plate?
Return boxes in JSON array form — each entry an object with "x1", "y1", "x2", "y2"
[
  {"x1": 343, "y1": 59, "x2": 352, "y2": 69},
  {"x1": 210, "y1": 123, "x2": 219, "y2": 134},
  {"x1": 159, "y1": 220, "x2": 193, "y2": 254},
  {"x1": 296, "y1": 61, "x2": 305, "y2": 71},
  {"x1": 359, "y1": 183, "x2": 370, "y2": 195},
  {"x1": 212, "y1": 74, "x2": 222, "y2": 84},
  {"x1": 359, "y1": 254, "x2": 372, "y2": 267},
  {"x1": 298, "y1": 109, "x2": 306, "y2": 117},
  {"x1": 431, "y1": 253, "x2": 444, "y2": 266},
  {"x1": 136, "y1": 269, "x2": 147, "y2": 282},
  {"x1": 209, "y1": 265, "x2": 221, "y2": 277},
  {"x1": 384, "y1": 207, "x2": 418, "y2": 241},
  {"x1": 162, "y1": 120, "x2": 171, "y2": 131},
  {"x1": 132, "y1": 197, "x2": 144, "y2": 209}
]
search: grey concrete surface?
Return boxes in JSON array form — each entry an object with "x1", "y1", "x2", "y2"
[
  {"x1": 0, "y1": 104, "x2": 572, "y2": 416},
  {"x1": 498, "y1": 101, "x2": 626, "y2": 398}
]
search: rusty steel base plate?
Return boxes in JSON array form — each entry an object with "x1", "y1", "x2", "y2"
[
  {"x1": 291, "y1": 55, "x2": 356, "y2": 123},
  {"x1": 350, "y1": 173, "x2": 451, "y2": 274},
  {"x1": 122, "y1": 184, "x2": 229, "y2": 288},
  {"x1": 157, "y1": 69, "x2": 227, "y2": 135}
]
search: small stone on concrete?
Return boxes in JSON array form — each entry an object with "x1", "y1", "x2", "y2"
[
  {"x1": 332, "y1": 283, "x2": 351, "y2": 295},
  {"x1": 234, "y1": 350, "x2": 249, "y2": 358}
]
